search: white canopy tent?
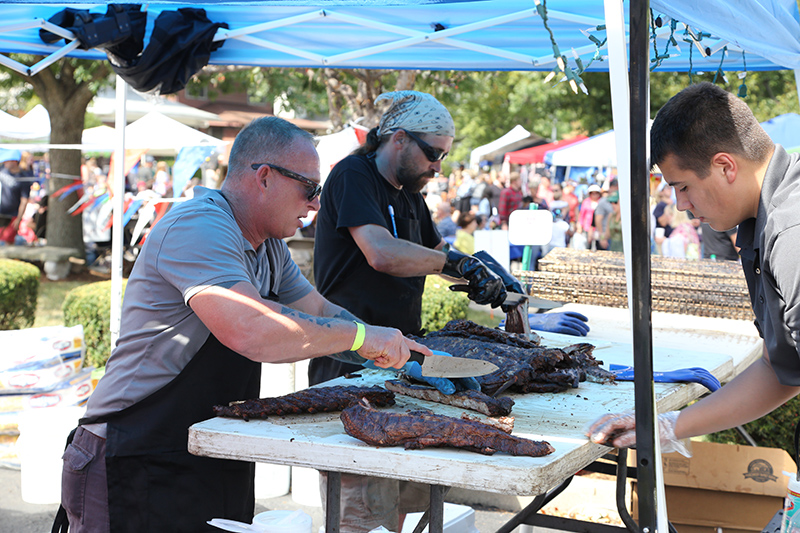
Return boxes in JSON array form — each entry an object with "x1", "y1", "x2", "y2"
[
  {"x1": 1, "y1": 1, "x2": 798, "y2": 528},
  {"x1": 125, "y1": 111, "x2": 227, "y2": 152},
  {"x1": 0, "y1": 104, "x2": 50, "y2": 140},
  {"x1": 468, "y1": 124, "x2": 542, "y2": 169}
]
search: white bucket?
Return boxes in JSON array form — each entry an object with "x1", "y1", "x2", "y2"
[
  {"x1": 255, "y1": 362, "x2": 294, "y2": 499},
  {"x1": 291, "y1": 466, "x2": 323, "y2": 507},
  {"x1": 17, "y1": 405, "x2": 84, "y2": 504},
  {"x1": 253, "y1": 510, "x2": 313, "y2": 533}
]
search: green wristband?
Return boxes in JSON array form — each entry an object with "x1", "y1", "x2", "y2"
[{"x1": 350, "y1": 322, "x2": 366, "y2": 352}]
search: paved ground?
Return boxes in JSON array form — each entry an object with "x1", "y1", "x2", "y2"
[{"x1": 0, "y1": 464, "x2": 540, "y2": 533}]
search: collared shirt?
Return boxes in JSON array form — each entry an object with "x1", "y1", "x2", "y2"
[
  {"x1": 85, "y1": 187, "x2": 313, "y2": 418},
  {"x1": 737, "y1": 146, "x2": 800, "y2": 385},
  {"x1": 498, "y1": 187, "x2": 523, "y2": 224}
]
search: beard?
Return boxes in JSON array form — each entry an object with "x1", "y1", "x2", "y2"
[{"x1": 396, "y1": 150, "x2": 435, "y2": 194}]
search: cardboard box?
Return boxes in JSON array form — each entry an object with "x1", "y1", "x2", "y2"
[{"x1": 631, "y1": 441, "x2": 794, "y2": 531}]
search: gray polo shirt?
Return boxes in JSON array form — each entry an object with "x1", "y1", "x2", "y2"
[
  {"x1": 85, "y1": 187, "x2": 313, "y2": 418},
  {"x1": 737, "y1": 146, "x2": 800, "y2": 385}
]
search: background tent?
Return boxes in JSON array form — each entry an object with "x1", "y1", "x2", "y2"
[
  {"x1": 504, "y1": 135, "x2": 588, "y2": 165},
  {"x1": 468, "y1": 125, "x2": 543, "y2": 169},
  {"x1": 545, "y1": 129, "x2": 616, "y2": 168},
  {"x1": 0, "y1": 104, "x2": 50, "y2": 141},
  {"x1": 760, "y1": 113, "x2": 800, "y2": 152},
  {"x1": 125, "y1": 111, "x2": 227, "y2": 153}
]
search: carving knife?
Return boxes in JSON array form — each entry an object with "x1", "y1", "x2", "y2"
[{"x1": 408, "y1": 349, "x2": 499, "y2": 378}]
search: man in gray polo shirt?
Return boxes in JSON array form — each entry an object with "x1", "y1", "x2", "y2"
[
  {"x1": 56, "y1": 116, "x2": 431, "y2": 533},
  {"x1": 587, "y1": 82, "x2": 800, "y2": 454}
]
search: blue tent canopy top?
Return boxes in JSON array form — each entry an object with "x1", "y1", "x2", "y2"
[{"x1": 1, "y1": 0, "x2": 798, "y2": 79}]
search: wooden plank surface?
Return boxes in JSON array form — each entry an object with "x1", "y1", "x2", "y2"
[{"x1": 190, "y1": 310, "x2": 763, "y2": 496}]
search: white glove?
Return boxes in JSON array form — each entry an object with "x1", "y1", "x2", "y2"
[{"x1": 585, "y1": 410, "x2": 691, "y2": 458}]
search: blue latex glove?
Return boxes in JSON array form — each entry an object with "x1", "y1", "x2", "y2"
[
  {"x1": 609, "y1": 364, "x2": 721, "y2": 392},
  {"x1": 362, "y1": 357, "x2": 481, "y2": 395},
  {"x1": 499, "y1": 311, "x2": 590, "y2": 336}
]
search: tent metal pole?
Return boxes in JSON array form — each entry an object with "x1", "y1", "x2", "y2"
[
  {"x1": 630, "y1": 0, "x2": 658, "y2": 530},
  {"x1": 110, "y1": 75, "x2": 127, "y2": 350}
]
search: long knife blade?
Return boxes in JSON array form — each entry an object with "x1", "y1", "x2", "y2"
[{"x1": 408, "y1": 350, "x2": 499, "y2": 378}]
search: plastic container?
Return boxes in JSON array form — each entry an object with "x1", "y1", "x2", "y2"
[
  {"x1": 17, "y1": 405, "x2": 84, "y2": 504},
  {"x1": 783, "y1": 471, "x2": 800, "y2": 533},
  {"x1": 401, "y1": 503, "x2": 478, "y2": 533},
  {"x1": 253, "y1": 509, "x2": 313, "y2": 533}
]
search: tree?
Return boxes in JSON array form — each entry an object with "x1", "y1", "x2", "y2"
[{"x1": 2, "y1": 56, "x2": 111, "y2": 255}]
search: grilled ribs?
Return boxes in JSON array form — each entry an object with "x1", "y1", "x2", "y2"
[
  {"x1": 414, "y1": 320, "x2": 614, "y2": 395},
  {"x1": 384, "y1": 379, "x2": 515, "y2": 416},
  {"x1": 341, "y1": 402, "x2": 554, "y2": 457},
  {"x1": 213, "y1": 385, "x2": 395, "y2": 420}
]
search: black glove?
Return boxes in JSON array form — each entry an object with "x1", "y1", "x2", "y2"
[
  {"x1": 473, "y1": 250, "x2": 524, "y2": 293},
  {"x1": 442, "y1": 246, "x2": 506, "y2": 308}
]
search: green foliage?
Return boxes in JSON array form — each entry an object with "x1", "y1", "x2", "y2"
[
  {"x1": 0, "y1": 259, "x2": 40, "y2": 330},
  {"x1": 707, "y1": 397, "x2": 800, "y2": 457},
  {"x1": 63, "y1": 280, "x2": 127, "y2": 369},
  {"x1": 420, "y1": 277, "x2": 469, "y2": 333}
]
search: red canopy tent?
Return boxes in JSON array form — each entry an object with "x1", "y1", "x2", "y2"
[{"x1": 503, "y1": 135, "x2": 588, "y2": 165}]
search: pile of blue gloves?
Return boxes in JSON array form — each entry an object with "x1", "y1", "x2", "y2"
[
  {"x1": 609, "y1": 364, "x2": 720, "y2": 392},
  {"x1": 499, "y1": 311, "x2": 590, "y2": 337}
]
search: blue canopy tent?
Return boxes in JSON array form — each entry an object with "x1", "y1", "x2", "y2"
[
  {"x1": 760, "y1": 113, "x2": 800, "y2": 153},
  {"x1": 1, "y1": 1, "x2": 798, "y2": 530}
]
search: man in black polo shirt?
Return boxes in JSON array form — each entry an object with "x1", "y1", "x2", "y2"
[{"x1": 588, "y1": 82, "x2": 800, "y2": 456}]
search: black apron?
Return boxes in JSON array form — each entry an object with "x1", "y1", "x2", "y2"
[
  {"x1": 82, "y1": 333, "x2": 261, "y2": 533},
  {"x1": 309, "y1": 207, "x2": 426, "y2": 386}
]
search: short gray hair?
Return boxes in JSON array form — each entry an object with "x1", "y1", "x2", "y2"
[{"x1": 227, "y1": 116, "x2": 315, "y2": 176}]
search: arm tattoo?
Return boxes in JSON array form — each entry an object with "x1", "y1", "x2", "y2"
[{"x1": 279, "y1": 305, "x2": 338, "y2": 328}]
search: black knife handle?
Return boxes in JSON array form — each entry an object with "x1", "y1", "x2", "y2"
[{"x1": 408, "y1": 350, "x2": 426, "y2": 365}]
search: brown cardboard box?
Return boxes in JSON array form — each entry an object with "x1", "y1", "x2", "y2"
[{"x1": 631, "y1": 441, "x2": 794, "y2": 531}]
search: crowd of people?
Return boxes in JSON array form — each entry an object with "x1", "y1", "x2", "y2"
[{"x1": 423, "y1": 155, "x2": 740, "y2": 268}]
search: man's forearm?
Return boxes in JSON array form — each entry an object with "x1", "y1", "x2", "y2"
[{"x1": 675, "y1": 354, "x2": 800, "y2": 439}]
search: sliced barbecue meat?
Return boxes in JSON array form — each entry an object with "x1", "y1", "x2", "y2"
[
  {"x1": 384, "y1": 380, "x2": 514, "y2": 416},
  {"x1": 411, "y1": 320, "x2": 615, "y2": 394},
  {"x1": 426, "y1": 319, "x2": 541, "y2": 348},
  {"x1": 460, "y1": 413, "x2": 515, "y2": 434},
  {"x1": 341, "y1": 403, "x2": 554, "y2": 457},
  {"x1": 213, "y1": 386, "x2": 395, "y2": 421},
  {"x1": 519, "y1": 368, "x2": 584, "y2": 393}
]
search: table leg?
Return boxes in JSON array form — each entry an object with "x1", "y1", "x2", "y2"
[
  {"x1": 325, "y1": 470, "x2": 341, "y2": 533},
  {"x1": 429, "y1": 484, "x2": 445, "y2": 533}
]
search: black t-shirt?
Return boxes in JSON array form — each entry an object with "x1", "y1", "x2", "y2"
[
  {"x1": 701, "y1": 223, "x2": 738, "y2": 261},
  {"x1": 0, "y1": 168, "x2": 31, "y2": 217},
  {"x1": 652, "y1": 201, "x2": 673, "y2": 238},
  {"x1": 310, "y1": 154, "x2": 442, "y2": 385}
]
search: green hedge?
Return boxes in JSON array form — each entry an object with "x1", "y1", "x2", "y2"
[
  {"x1": 707, "y1": 397, "x2": 800, "y2": 457},
  {"x1": 0, "y1": 259, "x2": 39, "y2": 330},
  {"x1": 420, "y1": 277, "x2": 469, "y2": 333},
  {"x1": 63, "y1": 280, "x2": 127, "y2": 369}
]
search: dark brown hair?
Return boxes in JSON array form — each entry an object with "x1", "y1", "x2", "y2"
[{"x1": 651, "y1": 82, "x2": 773, "y2": 178}]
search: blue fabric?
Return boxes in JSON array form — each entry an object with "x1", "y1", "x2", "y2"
[
  {"x1": 760, "y1": 113, "x2": 800, "y2": 152},
  {"x1": 172, "y1": 145, "x2": 217, "y2": 198},
  {"x1": 1, "y1": 1, "x2": 797, "y2": 73}
]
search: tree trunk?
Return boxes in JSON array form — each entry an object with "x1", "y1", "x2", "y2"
[{"x1": 25, "y1": 60, "x2": 109, "y2": 257}]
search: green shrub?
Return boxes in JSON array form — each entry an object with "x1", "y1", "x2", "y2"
[
  {"x1": 707, "y1": 396, "x2": 800, "y2": 456},
  {"x1": 420, "y1": 277, "x2": 469, "y2": 333},
  {"x1": 0, "y1": 259, "x2": 39, "y2": 330},
  {"x1": 63, "y1": 280, "x2": 127, "y2": 369}
]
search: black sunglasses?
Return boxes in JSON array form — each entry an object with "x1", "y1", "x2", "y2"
[
  {"x1": 398, "y1": 129, "x2": 448, "y2": 162},
  {"x1": 251, "y1": 163, "x2": 322, "y2": 201}
]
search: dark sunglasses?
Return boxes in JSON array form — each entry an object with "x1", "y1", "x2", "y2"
[
  {"x1": 251, "y1": 163, "x2": 322, "y2": 201},
  {"x1": 398, "y1": 129, "x2": 448, "y2": 162}
]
